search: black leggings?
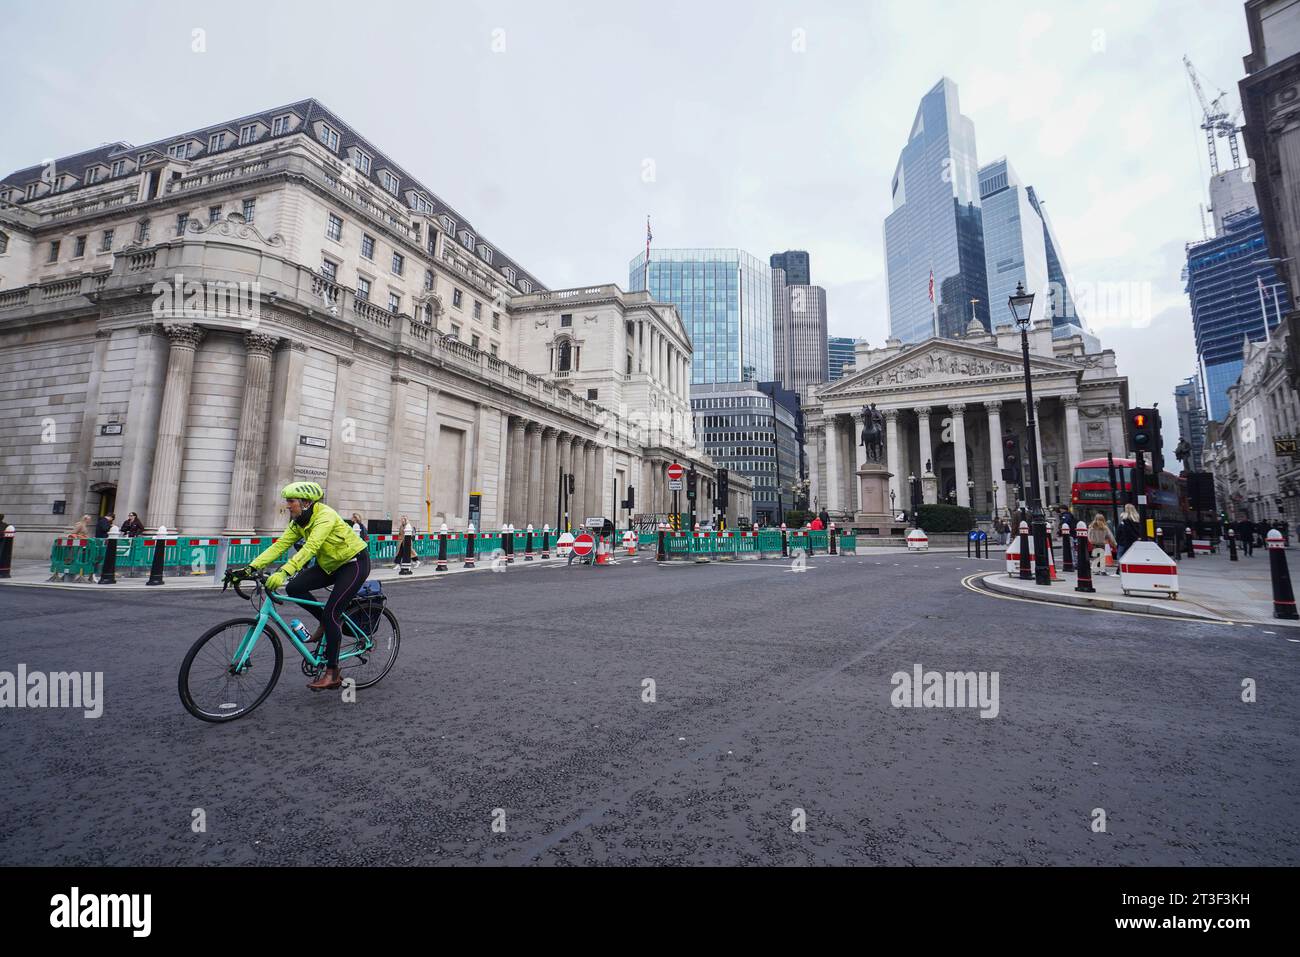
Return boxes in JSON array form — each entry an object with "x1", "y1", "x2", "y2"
[{"x1": 285, "y1": 551, "x2": 372, "y2": 667}]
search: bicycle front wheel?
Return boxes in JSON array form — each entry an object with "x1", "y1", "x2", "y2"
[{"x1": 178, "y1": 617, "x2": 284, "y2": 722}]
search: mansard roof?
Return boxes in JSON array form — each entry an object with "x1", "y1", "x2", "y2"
[{"x1": 0, "y1": 98, "x2": 546, "y2": 294}]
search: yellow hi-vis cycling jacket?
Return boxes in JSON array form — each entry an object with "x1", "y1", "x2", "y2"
[{"x1": 249, "y1": 502, "x2": 367, "y2": 577}]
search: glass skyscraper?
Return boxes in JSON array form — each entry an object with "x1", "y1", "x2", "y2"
[
  {"x1": 629, "y1": 248, "x2": 773, "y2": 384},
  {"x1": 827, "y1": 337, "x2": 858, "y2": 380},
  {"x1": 1184, "y1": 207, "x2": 1289, "y2": 420},
  {"x1": 770, "y1": 250, "x2": 811, "y2": 286},
  {"x1": 884, "y1": 78, "x2": 990, "y2": 342}
]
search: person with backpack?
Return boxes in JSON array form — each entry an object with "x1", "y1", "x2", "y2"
[{"x1": 1116, "y1": 504, "x2": 1141, "y2": 560}]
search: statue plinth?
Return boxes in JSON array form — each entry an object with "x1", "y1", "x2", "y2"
[
  {"x1": 922, "y1": 471, "x2": 938, "y2": 505},
  {"x1": 854, "y1": 462, "x2": 908, "y2": 537}
]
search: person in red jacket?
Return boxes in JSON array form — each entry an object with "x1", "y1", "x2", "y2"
[{"x1": 809, "y1": 516, "x2": 825, "y2": 531}]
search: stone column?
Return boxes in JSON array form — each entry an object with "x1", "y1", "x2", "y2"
[
  {"x1": 951, "y1": 403, "x2": 970, "y2": 508},
  {"x1": 326, "y1": 356, "x2": 354, "y2": 507},
  {"x1": 916, "y1": 407, "x2": 933, "y2": 474},
  {"x1": 226, "y1": 332, "x2": 279, "y2": 533},
  {"x1": 146, "y1": 324, "x2": 205, "y2": 531},
  {"x1": 383, "y1": 374, "x2": 409, "y2": 522},
  {"x1": 509, "y1": 417, "x2": 528, "y2": 524},
  {"x1": 526, "y1": 423, "x2": 543, "y2": 525},
  {"x1": 1031, "y1": 397, "x2": 1047, "y2": 503},
  {"x1": 581, "y1": 442, "x2": 595, "y2": 517},
  {"x1": 1063, "y1": 395, "x2": 1083, "y2": 477},
  {"x1": 117, "y1": 324, "x2": 168, "y2": 519},
  {"x1": 986, "y1": 400, "x2": 1005, "y2": 516},
  {"x1": 824, "y1": 415, "x2": 841, "y2": 513},
  {"x1": 570, "y1": 436, "x2": 585, "y2": 523},
  {"x1": 884, "y1": 409, "x2": 901, "y2": 511},
  {"x1": 541, "y1": 427, "x2": 558, "y2": 528},
  {"x1": 806, "y1": 423, "x2": 821, "y2": 512},
  {"x1": 261, "y1": 341, "x2": 308, "y2": 530},
  {"x1": 1107, "y1": 404, "x2": 1126, "y2": 459}
]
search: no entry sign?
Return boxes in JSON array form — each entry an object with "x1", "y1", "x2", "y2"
[
  {"x1": 667, "y1": 462, "x2": 684, "y2": 491},
  {"x1": 572, "y1": 533, "x2": 595, "y2": 557}
]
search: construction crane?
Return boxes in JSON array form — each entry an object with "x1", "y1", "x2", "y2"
[{"x1": 1184, "y1": 55, "x2": 1243, "y2": 176}]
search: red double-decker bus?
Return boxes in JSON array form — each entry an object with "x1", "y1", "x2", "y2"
[{"x1": 1070, "y1": 457, "x2": 1192, "y2": 536}]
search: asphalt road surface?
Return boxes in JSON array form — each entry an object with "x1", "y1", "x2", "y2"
[{"x1": 1, "y1": 552, "x2": 1297, "y2": 866}]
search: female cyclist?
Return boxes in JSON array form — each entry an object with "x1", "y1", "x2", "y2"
[{"x1": 228, "y1": 482, "x2": 370, "y2": 690}]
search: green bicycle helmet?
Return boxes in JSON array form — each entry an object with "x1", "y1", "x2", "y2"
[{"x1": 280, "y1": 481, "x2": 324, "y2": 502}]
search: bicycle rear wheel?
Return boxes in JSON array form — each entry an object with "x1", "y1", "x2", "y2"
[
  {"x1": 337, "y1": 608, "x2": 401, "y2": 689},
  {"x1": 178, "y1": 617, "x2": 284, "y2": 722}
]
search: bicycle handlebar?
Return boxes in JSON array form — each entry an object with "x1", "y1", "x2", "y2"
[{"x1": 231, "y1": 568, "x2": 282, "y2": 603}]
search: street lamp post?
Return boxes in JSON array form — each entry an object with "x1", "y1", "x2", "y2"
[
  {"x1": 1010, "y1": 281, "x2": 1051, "y2": 586},
  {"x1": 890, "y1": 487, "x2": 896, "y2": 520},
  {"x1": 992, "y1": 481, "x2": 1000, "y2": 522}
]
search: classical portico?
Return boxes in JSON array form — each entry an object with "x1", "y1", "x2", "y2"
[{"x1": 805, "y1": 326, "x2": 1129, "y2": 524}]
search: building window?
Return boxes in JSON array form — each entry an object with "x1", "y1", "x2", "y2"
[
  {"x1": 354, "y1": 151, "x2": 371, "y2": 175},
  {"x1": 424, "y1": 302, "x2": 434, "y2": 323},
  {"x1": 208, "y1": 132, "x2": 226, "y2": 152},
  {"x1": 272, "y1": 115, "x2": 291, "y2": 136},
  {"x1": 208, "y1": 205, "x2": 222, "y2": 224},
  {"x1": 471, "y1": 334, "x2": 481, "y2": 349},
  {"x1": 492, "y1": 312, "x2": 500, "y2": 330},
  {"x1": 356, "y1": 277, "x2": 371, "y2": 302},
  {"x1": 136, "y1": 220, "x2": 150, "y2": 243},
  {"x1": 381, "y1": 170, "x2": 399, "y2": 195},
  {"x1": 557, "y1": 340, "x2": 572, "y2": 372},
  {"x1": 452, "y1": 288, "x2": 463, "y2": 308},
  {"x1": 25, "y1": 183, "x2": 37, "y2": 200},
  {"x1": 472, "y1": 300, "x2": 482, "y2": 320},
  {"x1": 449, "y1": 323, "x2": 460, "y2": 339},
  {"x1": 72, "y1": 235, "x2": 87, "y2": 258},
  {"x1": 85, "y1": 167, "x2": 101, "y2": 185},
  {"x1": 391, "y1": 252, "x2": 404, "y2": 276},
  {"x1": 490, "y1": 343, "x2": 498, "y2": 357},
  {"x1": 176, "y1": 213, "x2": 188, "y2": 236},
  {"x1": 100, "y1": 229, "x2": 114, "y2": 252},
  {"x1": 241, "y1": 198, "x2": 256, "y2": 223},
  {"x1": 560, "y1": 314, "x2": 572, "y2": 327},
  {"x1": 111, "y1": 160, "x2": 126, "y2": 177},
  {"x1": 361, "y1": 234, "x2": 375, "y2": 260},
  {"x1": 326, "y1": 213, "x2": 342, "y2": 241},
  {"x1": 168, "y1": 143, "x2": 190, "y2": 160},
  {"x1": 424, "y1": 269, "x2": 434, "y2": 291},
  {"x1": 320, "y1": 125, "x2": 340, "y2": 151},
  {"x1": 0, "y1": 231, "x2": 7, "y2": 254},
  {"x1": 388, "y1": 292, "x2": 401, "y2": 314},
  {"x1": 321, "y1": 259, "x2": 338, "y2": 281},
  {"x1": 137, "y1": 153, "x2": 151, "y2": 166},
  {"x1": 414, "y1": 194, "x2": 433, "y2": 214},
  {"x1": 240, "y1": 124, "x2": 258, "y2": 145},
  {"x1": 47, "y1": 240, "x2": 60, "y2": 263},
  {"x1": 587, "y1": 389, "x2": 599, "y2": 401}
]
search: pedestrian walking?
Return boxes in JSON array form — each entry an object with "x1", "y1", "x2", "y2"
[
  {"x1": 818, "y1": 508, "x2": 830, "y2": 529},
  {"x1": 120, "y1": 512, "x2": 145, "y2": 537},
  {"x1": 1088, "y1": 513, "x2": 1117, "y2": 576},
  {"x1": 350, "y1": 512, "x2": 369, "y2": 541},
  {"x1": 1237, "y1": 518, "x2": 1254, "y2": 557},
  {"x1": 809, "y1": 515, "x2": 824, "y2": 531},
  {"x1": 95, "y1": 513, "x2": 114, "y2": 538},
  {"x1": 1116, "y1": 504, "x2": 1141, "y2": 560},
  {"x1": 68, "y1": 514, "x2": 93, "y2": 538}
]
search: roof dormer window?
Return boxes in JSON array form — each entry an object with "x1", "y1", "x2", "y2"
[
  {"x1": 458, "y1": 229, "x2": 474, "y2": 250},
  {"x1": 412, "y1": 194, "x2": 433, "y2": 214},
  {"x1": 85, "y1": 167, "x2": 102, "y2": 185},
  {"x1": 520, "y1": 279, "x2": 532, "y2": 294},
  {"x1": 239, "y1": 123, "x2": 259, "y2": 145},
  {"x1": 476, "y1": 243, "x2": 493, "y2": 264},
  {"x1": 503, "y1": 266, "x2": 516, "y2": 284},
  {"x1": 271, "y1": 114, "x2": 293, "y2": 136},
  {"x1": 440, "y1": 214, "x2": 454, "y2": 232},
  {"x1": 208, "y1": 132, "x2": 227, "y2": 152},
  {"x1": 111, "y1": 159, "x2": 127, "y2": 177},
  {"x1": 353, "y1": 150, "x2": 371, "y2": 175},
  {"x1": 168, "y1": 143, "x2": 191, "y2": 160},
  {"x1": 381, "y1": 170, "x2": 400, "y2": 195},
  {"x1": 319, "y1": 125, "x2": 340, "y2": 152}
]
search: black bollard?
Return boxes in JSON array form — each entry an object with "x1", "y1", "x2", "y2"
[
  {"x1": 436, "y1": 530, "x2": 448, "y2": 572},
  {"x1": 1156, "y1": 527, "x2": 1165, "y2": 557},
  {"x1": 99, "y1": 530, "x2": 120, "y2": 584},
  {"x1": 541, "y1": 527, "x2": 551, "y2": 559},
  {"x1": 146, "y1": 535, "x2": 168, "y2": 586},
  {"x1": 781, "y1": 526, "x2": 789, "y2": 557},
  {"x1": 1267, "y1": 530, "x2": 1299, "y2": 620},
  {"x1": 1185, "y1": 527, "x2": 1195, "y2": 560},
  {"x1": 505, "y1": 526, "x2": 515, "y2": 564},
  {"x1": 1061, "y1": 524, "x2": 1075, "y2": 572},
  {"x1": 656, "y1": 526, "x2": 667, "y2": 562},
  {"x1": 829, "y1": 525, "x2": 838, "y2": 555},
  {"x1": 525, "y1": 527, "x2": 534, "y2": 561},
  {"x1": 1228, "y1": 527, "x2": 1238, "y2": 561},
  {"x1": 967, "y1": 532, "x2": 973, "y2": 559},
  {"x1": 1075, "y1": 523, "x2": 1094, "y2": 593},
  {"x1": 0, "y1": 524, "x2": 13, "y2": 579},
  {"x1": 1019, "y1": 521, "x2": 1031, "y2": 581},
  {"x1": 464, "y1": 527, "x2": 476, "y2": 569}
]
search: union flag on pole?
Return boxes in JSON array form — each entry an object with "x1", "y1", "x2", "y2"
[{"x1": 928, "y1": 269, "x2": 935, "y2": 303}]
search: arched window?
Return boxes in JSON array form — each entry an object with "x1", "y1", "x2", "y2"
[{"x1": 557, "y1": 339, "x2": 572, "y2": 372}]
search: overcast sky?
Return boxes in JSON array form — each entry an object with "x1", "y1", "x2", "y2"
[{"x1": 2, "y1": 0, "x2": 1257, "y2": 443}]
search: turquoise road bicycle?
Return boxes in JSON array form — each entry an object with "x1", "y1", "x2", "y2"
[{"x1": 178, "y1": 568, "x2": 400, "y2": 722}]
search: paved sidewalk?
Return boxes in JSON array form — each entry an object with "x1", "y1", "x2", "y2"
[
  {"x1": 0, "y1": 552, "x2": 580, "y2": 591},
  {"x1": 978, "y1": 547, "x2": 1300, "y2": 626}
]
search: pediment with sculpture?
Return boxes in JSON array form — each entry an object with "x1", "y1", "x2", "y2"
[{"x1": 819, "y1": 340, "x2": 1079, "y2": 395}]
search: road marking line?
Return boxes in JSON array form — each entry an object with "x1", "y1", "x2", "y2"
[{"x1": 958, "y1": 572, "x2": 1245, "y2": 624}]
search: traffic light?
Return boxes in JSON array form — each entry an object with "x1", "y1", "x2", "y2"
[
  {"x1": 686, "y1": 467, "x2": 697, "y2": 501},
  {"x1": 716, "y1": 468, "x2": 729, "y2": 509},
  {"x1": 1151, "y1": 408, "x2": 1165, "y2": 474},
  {"x1": 625, "y1": 485, "x2": 635, "y2": 510},
  {"x1": 1128, "y1": 407, "x2": 1158, "y2": 470},
  {"x1": 567, "y1": 473, "x2": 575, "y2": 495},
  {"x1": 1001, "y1": 433, "x2": 1022, "y2": 485}
]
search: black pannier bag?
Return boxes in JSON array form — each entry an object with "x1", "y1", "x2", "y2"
[{"x1": 344, "y1": 580, "x2": 386, "y2": 637}]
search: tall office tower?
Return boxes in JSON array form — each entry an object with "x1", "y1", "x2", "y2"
[
  {"x1": 629, "y1": 248, "x2": 773, "y2": 384},
  {"x1": 884, "y1": 78, "x2": 990, "y2": 342},
  {"x1": 771, "y1": 255, "x2": 827, "y2": 394},
  {"x1": 979, "y1": 159, "x2": 1097, "y2": 349},
  {"x1": 1184, "y1": 207, "x2": 1290, "y2": 420},
  {"x1": 1174, "y1": 372, "x2": 1208, "y2": 472},
  {"x1": 1209, "y1": 169, "x2": 1259, "y2": 235},
  {"x1": 770, "y1": 250, "x2": 810, "y2": 286},
  {"x1": 827, "y1": 337, "x2": 858, "y2": 380}
]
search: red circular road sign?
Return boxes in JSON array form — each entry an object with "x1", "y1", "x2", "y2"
[
  {"x1": 572, "y1": 532, "x2": 595, "y2": 556},
  {"x1": 667, "y1": 463, "x2": 685, "y2": 481}
]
